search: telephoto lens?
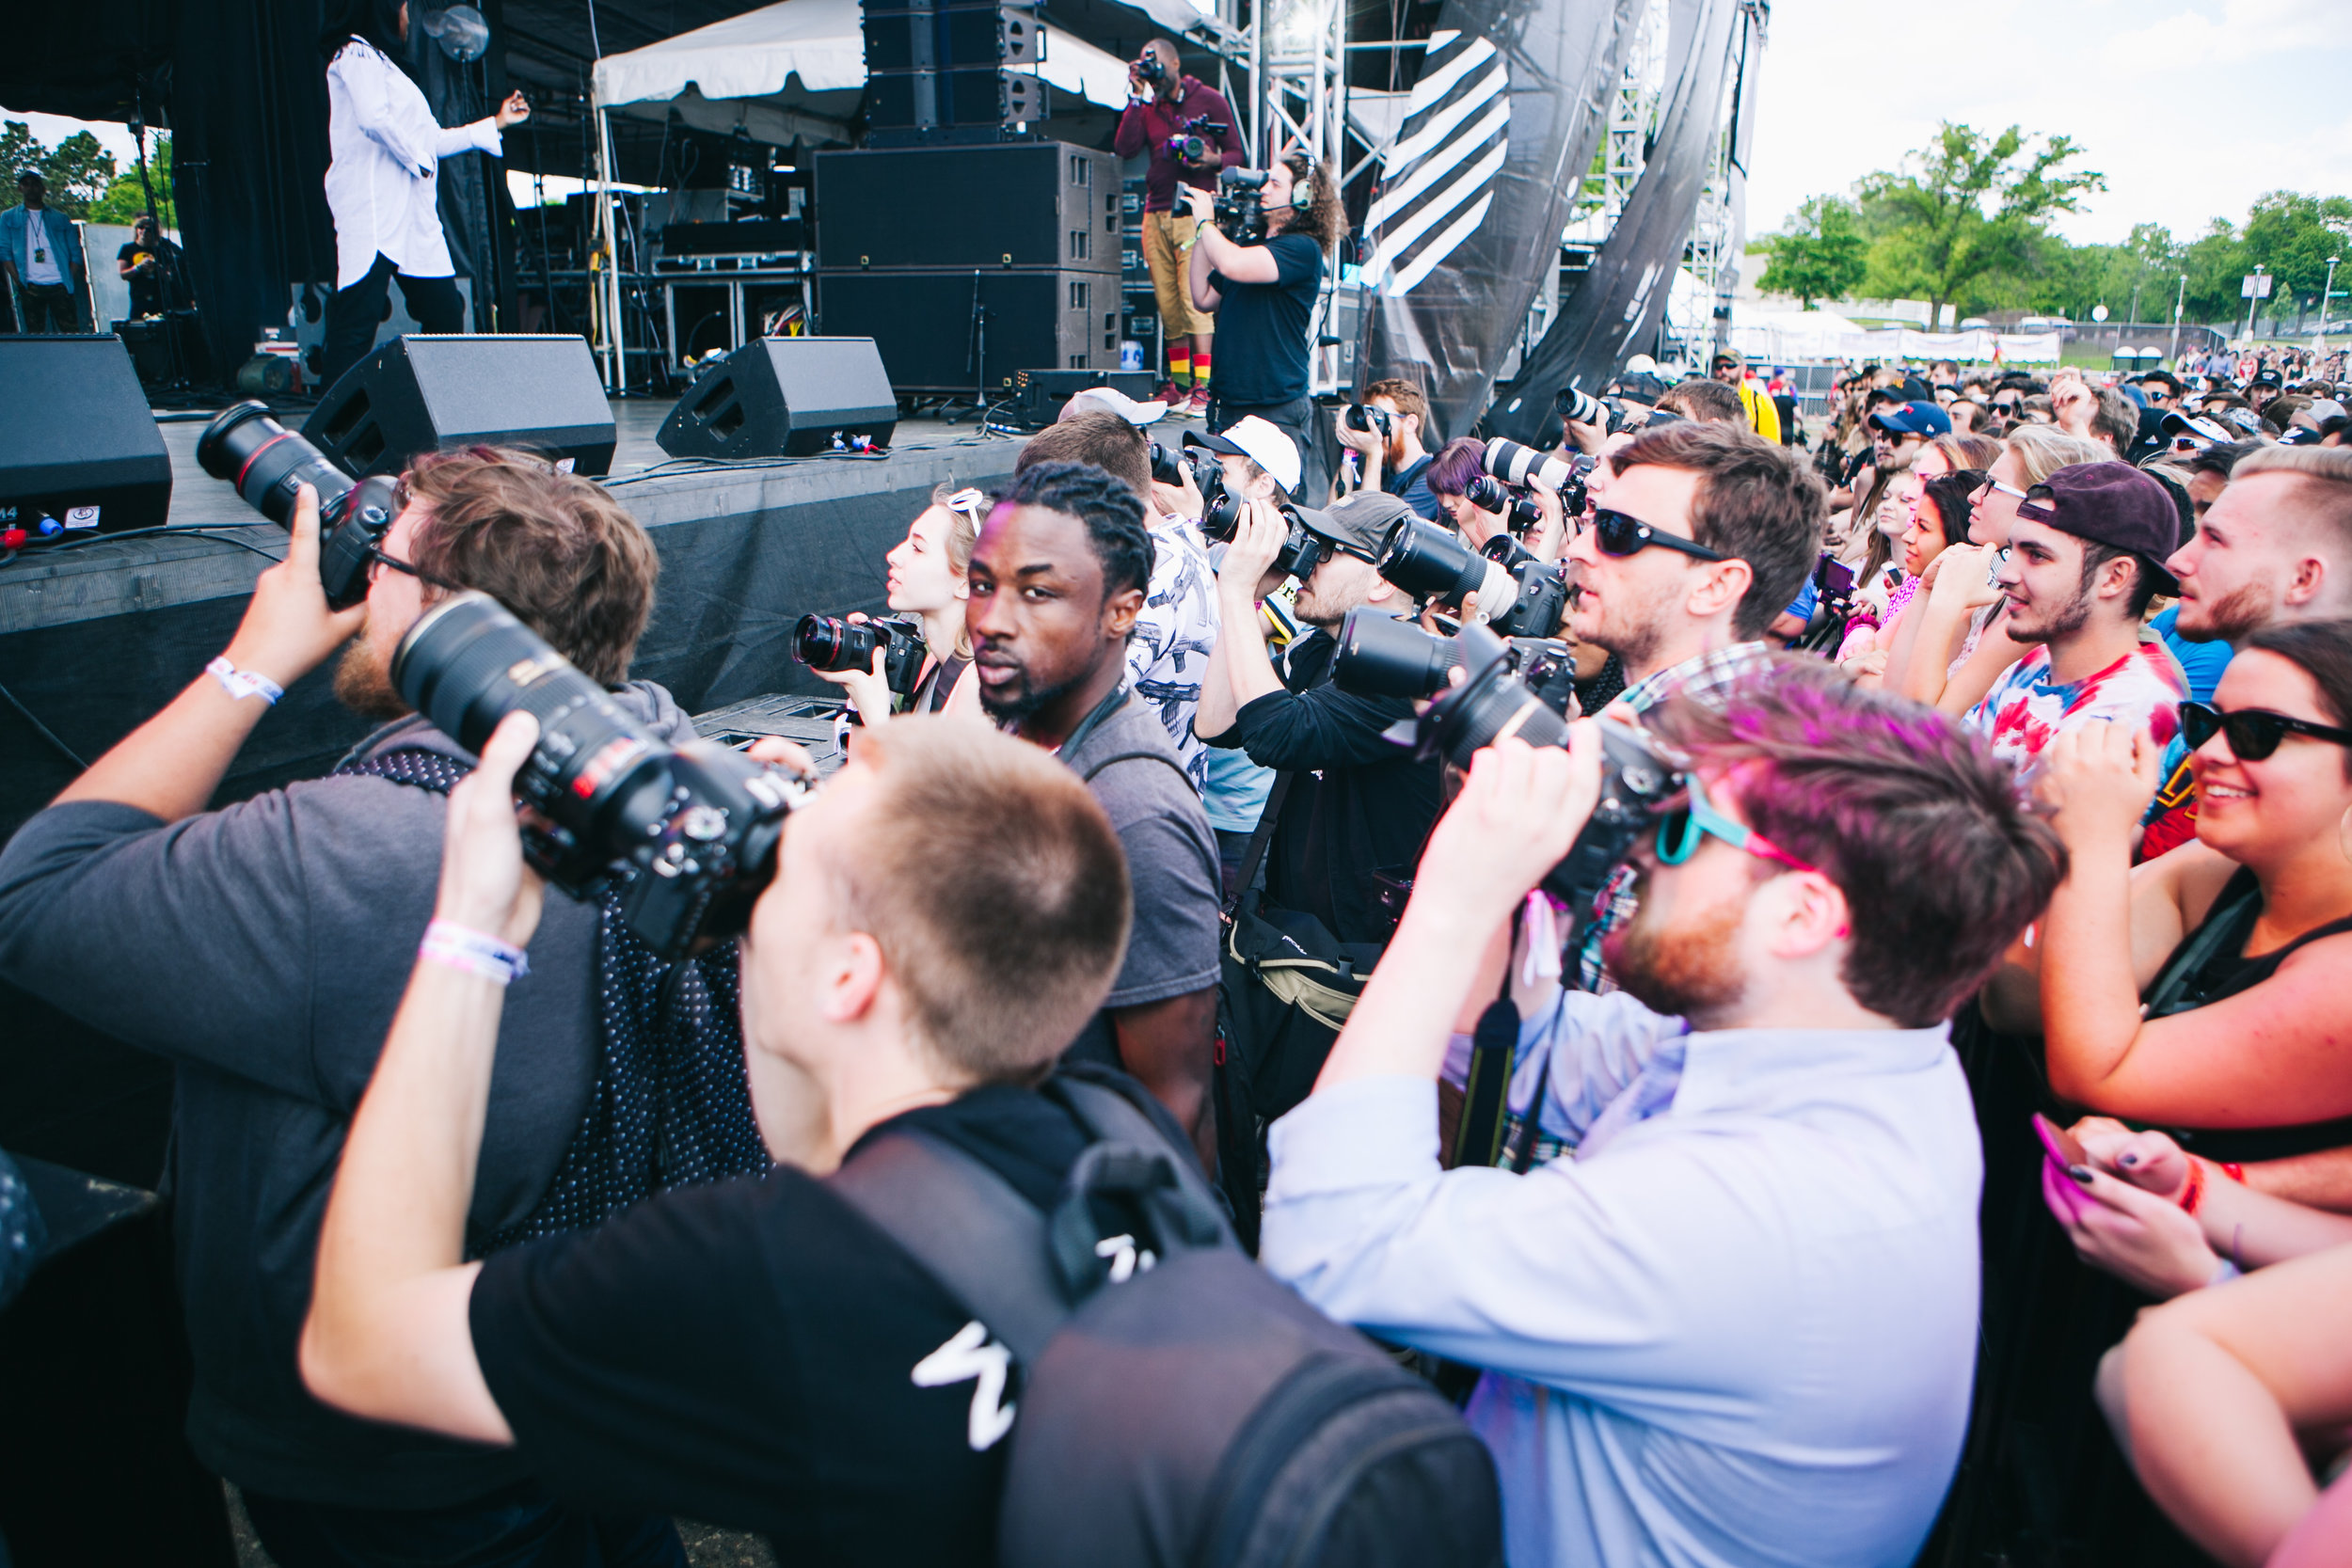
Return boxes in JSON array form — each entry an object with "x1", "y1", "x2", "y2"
[
  {"x1": 1483, "y1": 436, "x2": 1579, "y2": 495},
  {"x1": 794, "y1": 614, "x2": 928, "y2": 694},
  {"x1": 394, "y1": 592, "x2": 805, "y2": 958},
  {"x1": 1417, "y1": 623, "x2": 1683, "y2": 934},
  {"x1": 1149, "y1": 439, "x2": 1186, "y2": 486},
  {"x1": 1375, "y1": 514, "x2": 1524, "y2": 626},
  {"x1": 196, "y1": 400, "x2": 398, "y2": 610},
  {"x1": 1554, "y1": 387, "x2": 1605, "y2": 428},
  {"x1": 1198, "y1": 466, "x2": 1245, "y2": 541},
  {"x1": 1332, "y1": 606, "x2": 1461, "y2": 699}
]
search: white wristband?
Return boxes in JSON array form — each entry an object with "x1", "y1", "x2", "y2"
[
  {"x1": 420, "y1": 920, "x2": 530, "y2": 986},
  {"x1": 206, "y1": 656, "x2": 284, "y2": 706}
]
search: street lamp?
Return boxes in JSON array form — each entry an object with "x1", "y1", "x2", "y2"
[
  {"x1": 2322, "y1": 255, "x2": 2343, "y2": 354},
  {"x1": 2170, "y1": 273, "x2": 2187, "y2": 364},
  {"x1": 2243, "y1": 264, "x2": 2268, "y2": 346}
]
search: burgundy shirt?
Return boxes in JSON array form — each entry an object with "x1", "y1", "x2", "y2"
[{"x1": 1113, "y1": 76, "x2": 1243, "y2": 213}]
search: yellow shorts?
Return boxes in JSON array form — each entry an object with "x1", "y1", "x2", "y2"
[{"x1": 1142, "y1": 208, "x2": 1211, "y2": 341}]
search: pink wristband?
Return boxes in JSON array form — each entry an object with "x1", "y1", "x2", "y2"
[{"x1": 420, "y1": 920, "x2": 529, "y2": 986}]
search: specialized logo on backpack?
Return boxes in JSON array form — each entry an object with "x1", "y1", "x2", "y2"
[{"x1": 914, "y1": 1321, "x2": 1018, "y2": 1451}]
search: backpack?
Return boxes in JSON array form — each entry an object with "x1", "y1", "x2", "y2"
[{"x1": 829, "y1": 1067, "x2": 1503, "y2": 1568}]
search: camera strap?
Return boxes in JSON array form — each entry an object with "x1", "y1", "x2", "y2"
[{"x1": 1223, "y1": 773, "x2": 1294, "y2": 921}]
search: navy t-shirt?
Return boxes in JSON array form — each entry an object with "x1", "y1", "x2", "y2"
[{"x1": 1209, "y1": 231, "x2": 1323, "y2": 406}]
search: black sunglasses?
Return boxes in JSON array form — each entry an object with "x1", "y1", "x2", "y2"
[
  {"x1": 1590, "y1": 508, "x2": 1730, "y2": 563},
  {"x1": 2179, "y1": 700, "x2": 2352, "y2": 761}
]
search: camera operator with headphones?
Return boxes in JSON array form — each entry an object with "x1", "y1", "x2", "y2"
[
  {"x1": 1182, "y1": 150, "x2": 1343, "y2": 506},
  {"x1": 0, "y1": 454, "x2": 719, "y2": 1567}
]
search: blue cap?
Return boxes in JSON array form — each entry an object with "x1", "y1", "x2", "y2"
[{"x1": 1867, "y1": 400, "x2": 1952, "y2": 437}]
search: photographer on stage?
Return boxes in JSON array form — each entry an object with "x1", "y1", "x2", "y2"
[
  {"x1": 0, "y1": 453, "x2": 709, "y2": 1568},
  {"x1": 1115, "y1": 39, "x2": 1241, "y2": 412},
  {"x1": 1261, "y1": 664, "x2": 2064, "y2": 1568},
  {"x1": 1182, "y1": 150, "x2": 1343, "y2": 503}
]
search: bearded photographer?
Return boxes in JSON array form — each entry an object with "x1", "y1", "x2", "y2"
[
  {"x1": 1181, "y1": 150, "x2": 1343, "y2": 503},
  {"x1": 1334, "y1": 377, "x2": 1443, "y2": 520},
  {"x1": 1260, "y1": 665, "x2": 2065, "y2": 1568},
  {"x1": 0, "y1": 454, "x2": 713, "y2": 1565}
]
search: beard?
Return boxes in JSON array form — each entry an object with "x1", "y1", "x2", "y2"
[
  {"x1": 2178, "y1": 580, "x2": 2273, "y2": 643},
  {"x1": 333, "y1": 640, "x2": 410, "y2": 720},
  {"x1": 2006, "y1": 584, "x2": 2092, "y2": 645},
  {"x1": 976, "y1": 659, "x2": 1080, "y2": 726},
  {"x1": 1605, "y1": 880, "x2": 1748, "y2": 1027}
]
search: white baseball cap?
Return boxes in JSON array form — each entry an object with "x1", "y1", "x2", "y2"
[
  {"x1": 1183, "y1": 415, "x2": 1301, "y2": 496},
  {"x1": 1058, "y1": 387, "x2": 1168, "y2": 426}
]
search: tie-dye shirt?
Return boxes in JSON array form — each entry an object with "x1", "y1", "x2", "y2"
[{"x1": 1966, "y1": 639, "x2": 2187, "y2": 782}]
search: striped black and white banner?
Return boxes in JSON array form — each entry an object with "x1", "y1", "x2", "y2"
[{"x1": 1361, "y1": 30, "x2": 1512, "y2": 299}]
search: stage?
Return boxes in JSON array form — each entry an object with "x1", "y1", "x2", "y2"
[{"x1": 0, "y1": 395, "x2": 1051, "y2": 1182}]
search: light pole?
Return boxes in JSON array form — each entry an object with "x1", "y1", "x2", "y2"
[
  {"x1": 2321, "y1": 255, "x2": 2342, "y2": 354},
  {"x1": 2170, "y1": 272, "x2": 2187, "y2": 364},
  {"x1": 2243, "y1": 265, "x2": 2267, "y2": 346},
  {"x1": 2129, "y1": 277, "x2": 2143, "y2": 329}
]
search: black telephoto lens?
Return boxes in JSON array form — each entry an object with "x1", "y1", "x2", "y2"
[
  {"x1": 1332, "y1": 606, "x2": 1460, "y2": 699},
  {"x1": 1149, "y1": 439, "x2": 1185, "y2": 485}
]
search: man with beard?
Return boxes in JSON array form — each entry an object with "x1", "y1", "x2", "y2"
[
  {"x1": 1260, "y1": 663, "x2": 2064, "y2": 1568},
  {"x1": 1332, "y1": 376, "x2": 1442, "y2": 519},
  {"x1": 0, "y1": 452, "x2": 700, "y2": 1565},
  {"x1": 2140, "y1": 445, "x2": 2352, "y2": 856},
  {"x1": 964, "y1": 460, "x2": 1221, "y2": 1167},
  {"x1": 1964, "y1": 462, "x2": 2188, "y2": 779},
  {"x1": 1194, "y1": 484, "x2": 1440, "y2": 946}
]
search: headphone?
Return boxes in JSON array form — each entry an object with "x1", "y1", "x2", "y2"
[{"x1": 1279, "y1": 150, "x2": 1317, "y2": 211}]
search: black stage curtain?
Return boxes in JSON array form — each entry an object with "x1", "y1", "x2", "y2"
[{"x1": 167, "y1": 0, "x2": 341, "y2": 386}]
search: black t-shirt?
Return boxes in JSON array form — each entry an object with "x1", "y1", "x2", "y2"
[
  {"x1": 118, "y1": 241, "x2": 168, "y2": 315},
  {"x1": 1208, "y1": 230, "x2": 1323, "y2": 406},
  {"x1": 470, "y1": 1085, "x2": 1093, "y2": 1564}
]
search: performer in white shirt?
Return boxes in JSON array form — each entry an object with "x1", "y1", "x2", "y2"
[{"x1": 316, "y1": 0, "x2": 528, "y2": 388}]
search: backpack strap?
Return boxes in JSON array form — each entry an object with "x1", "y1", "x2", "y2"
[
  {"x1": 828, "y1": 1132, "x2": 1070, "y2": 1367},
  {"x1": 1076, "y1": 747, "x2": 1196, "y2": 791},
  {"x1": 1224, "y1": 773, "x2": 1295, "y2": 919}
]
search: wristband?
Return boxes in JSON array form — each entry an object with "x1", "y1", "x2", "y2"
[
  {"x1": 2176, "y1": 1158, "x2": 2208, "y2": 1217},
  {"x1": 205, "y1": 656, "x2": 284, "y2": 706},
  {"x1": 420, "y1": 920, "x2": 530, "y2": 986},
  {"x1": 2220, "y1": 1162, "x2": 2246, "y2": 1184}
]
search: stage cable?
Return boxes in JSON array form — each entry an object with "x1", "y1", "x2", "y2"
[{"x1": 0, "y1": 681, "x2": 89, "y2": 772}]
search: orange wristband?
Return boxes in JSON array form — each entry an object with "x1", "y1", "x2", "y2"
[
  {"x1": 2177, "y1": 1159, "x2": 2207, "y2": 1217},
  {"x1": 2221, "y1": 1162, "x2": 2247, "y2": 1184}
]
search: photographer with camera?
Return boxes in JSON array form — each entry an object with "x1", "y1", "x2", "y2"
[
  {"x1": 804, "y1": 483, "x2": 986, "y2": 724},
  {"x1": 965, "y1": 461, "x2": 1222, "y2": 1165},
  {"x1": 0, "y1": 450, "x2": 709, "y2": 1566},
  {"x1": 1114, "y1": 39, "x2": 1241, "y2": 412},
  {"x1": 1260, "y1": 663, "x2": 2065, "y2": 1568},
  {"x1": 1333, "y1": 377, "x2": 1443, "y2": 519},
  {"x1": 1182, "y1": 150, "x2": 1343, "y2": 503}
]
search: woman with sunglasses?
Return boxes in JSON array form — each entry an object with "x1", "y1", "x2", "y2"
[
  {"x1": 1838, "y1": 435, "x2": 2001, "y2": 667},
  {"x1": 811, "y1": 484, "x2": 984, "y2": 724},
  {"x1": 1896, "y1": 426, "x2": 2108, "y2": 715},
  {"x1": 2024, "y1": 619, "x2": 2352, "y2": 1155},
  {"x1": 1842, "y1": 469, "x2": 1986, "y2": 680}
]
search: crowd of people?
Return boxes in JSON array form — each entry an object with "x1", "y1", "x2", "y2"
[{"x1": 12, "y1": 50, "x2": 2352, "y2": 1554}]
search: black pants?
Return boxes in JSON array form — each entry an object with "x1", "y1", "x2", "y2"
[
  {"x1": 14, "y1": 280, "x2": 79, "y2": 334},
  {"x1": 241, "y1": 1480, "x2": 688, "y2": 1568},
  {"x1": 320, "y1": 251, "x2": 466, "y2": 389},
  {"x1": 1210, "y1": 395, "x2": 1327, "y2": 506}
]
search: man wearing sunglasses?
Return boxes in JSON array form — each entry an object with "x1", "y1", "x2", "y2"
[
  {"x1": 2141, "y1": 445, "x2": 2352, "y2": 857},
  {"x1": 1260, "y1": 666, "x2": 2065, "y2": 1568},
  {"x1": 1966, "y1": 462, "x2": 2190, "y2": 777},
  {"x1": 0, "y1": 452, "x2": 715, "y2": 1564}
]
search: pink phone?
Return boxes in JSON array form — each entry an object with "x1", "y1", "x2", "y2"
[{"x1": 2033, "y1": 1113, "x2": 2088, "y2": 1170}]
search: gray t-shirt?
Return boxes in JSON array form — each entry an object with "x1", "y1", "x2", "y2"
[{"x1": 1057, "y1": 692, "x2": 1222, "y2": 1066}]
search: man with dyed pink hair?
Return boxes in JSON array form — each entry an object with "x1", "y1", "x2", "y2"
[{"x1": 1261, "y1": 660, "x2": 2065, "y2": 1568}]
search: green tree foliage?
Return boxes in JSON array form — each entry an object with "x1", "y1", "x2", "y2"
[
  {"x1": 0, "y1": 121, "x2": 119, "y2": 218},
  {"x1": 2239, "y1": 191, "x2": 2352, "y2": 331},
  {"x1": 1853, "y1": 122, "x2": 2106, "y2": 322},
  {"x1": 1756, "y1": 195, "x2": 1868, "y2": 309},
  {"x1": 87, "y1": 135, "x2": 174, "y2": 229}
]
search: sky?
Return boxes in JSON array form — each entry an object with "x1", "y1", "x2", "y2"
[{"x1": 1746, "y1": 0, "x2": 2352, "y2": 245}]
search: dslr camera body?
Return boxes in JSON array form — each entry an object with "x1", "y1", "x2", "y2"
[
  {"x1": 396, "y1": 593, "x2": 806, "y2": 959},
  {"x1": 1332, "y1": 605, "x2": 1580, "y2": 710},
  {"x1": 795, "y1": 613, "x2": 929, "y2": 696},
  {"x1": 1133, "y1": 49, "x2": 1168, "y2": 87},
  {"x1": 197, "y1": 400, "x2": 401, "y2": 610}
]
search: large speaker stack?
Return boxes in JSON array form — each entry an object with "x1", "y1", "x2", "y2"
[
  {"x1": 862, "y1": 0, "x2": 1043, "y2": 146},
  {"x1": 814, "y1": 143, "x2": 1122, "y2": 394}
]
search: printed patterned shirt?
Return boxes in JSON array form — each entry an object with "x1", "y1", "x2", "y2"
[
  {"x1": 1965, "y1": 640, "x2": 2186, "y2": 783},
  {"x1": 1127, "y1": 515, "x2": 1220, "y2": 793}
]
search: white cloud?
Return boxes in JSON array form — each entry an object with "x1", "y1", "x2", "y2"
[{"x1": 1745, "y1": 0, "x2": 2352, "y2": 246}]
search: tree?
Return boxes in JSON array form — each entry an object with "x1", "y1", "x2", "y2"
[
  {"x1": 2239, "y1": 190, "x2": 2352, "y2": 332},
  {"x1": 1854, "y1": 122, "x2": 2106, "y2": 323},
  {"x1": 0, "y1": 119, "x2": 120, "y2": 219},
  {"x1": 1756, "y1": 195, "x2": 1868, "y2": 309},
  {"x1": 87, "y1": 135, "x2": 174, "y2": 229}
]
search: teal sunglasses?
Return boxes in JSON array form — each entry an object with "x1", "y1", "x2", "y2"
[{"x1": 1654, "y1": 774, "x2": 1822, "y2": 877}]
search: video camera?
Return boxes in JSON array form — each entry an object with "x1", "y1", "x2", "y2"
[
  {"x1": 196, "y1": 401, "x2": 400, "y2": 610},
  {"x1": 794, "y1": 613, "x2": 928, "y2": 695},
  {"x1": 1214, "y1": 168, "x2": 1271, "y2": 244},
  {"x1": 1165, "y1": 114, "x2": 1227, "y2": 166},
  {"x1": 1375, "y1": 515, "x2": 1571, "y2": 639},
  {"x1": 393, "y1": 592, "x2": 806, "y2": 959}
]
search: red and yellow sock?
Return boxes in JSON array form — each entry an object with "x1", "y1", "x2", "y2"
[
  {"x1": 1191, "y1": 347, "x2": 1212, "y2": 391},
  {"x1": 1169, "y1": 344, "x2": 1192, "y2": 387}
]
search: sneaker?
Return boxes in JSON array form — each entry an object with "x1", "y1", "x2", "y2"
[
  {"x1": 1184, "y1": 388, "x2": 1212, "y2": 416},
  {"x1": 1158, "y1": 381, "x2": 1184, "y2": 404}
]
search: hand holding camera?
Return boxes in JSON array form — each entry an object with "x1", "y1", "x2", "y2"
[
  {"x1": 433, "y1": 709, "x2": 548, "y2": 952},
  {"x1": 797, "y1": 611, "x2": 923, "y2": 726},
  {"x1": 220, "y1": 481, "x2": 371, "y2": 695},
  {"x1": 1405, "y1": 732, "x2": 1602, "y2": 941},
  {"x1": 1218, "y1": 499, "x2": 1295, "y2": 594}
]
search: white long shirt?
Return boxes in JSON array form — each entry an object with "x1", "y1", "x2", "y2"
[
  {"x1": 1261, "y1": 988, "x2": 1983, "y2": 1568},
  {"x1": 323, "y1": 39, "x2": 501, "y2": 290}
]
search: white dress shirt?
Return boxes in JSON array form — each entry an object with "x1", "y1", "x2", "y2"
[
  {"x1": 1262, "y1": 988, "x2": 1983, "y2": 1568},
  {"x1": 323, "y1": 39, "x2": 502, "y2": 291}
]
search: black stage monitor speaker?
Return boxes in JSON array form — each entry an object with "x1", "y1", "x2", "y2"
[
  {"x1": 656, "y1": 337, "x2": 898, "y2": 459},
  {"x1": 0, "y1": 334, "x2": 171, "y2": 534},
  {"x1": 303, "y1": 335, "x2": 615, "y2": 479}
]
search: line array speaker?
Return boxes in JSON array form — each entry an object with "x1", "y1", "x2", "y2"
[
  {"x1": 0, "y1": 334, "x2": 171, "y2": 534},
  {"x1": 814, "y1": 144, "x2": 1120, "y2": 273},
  {"x1": 815, "y1": 270, "x2": 1120, "y2": 392},
  {"x1": 303, "y1": 335, "x2": 615, "y2": 479}
]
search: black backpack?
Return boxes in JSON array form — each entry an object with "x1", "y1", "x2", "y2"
[{"x1": 829, "y1": 1069, "x2": 1502, "y2": 1568}]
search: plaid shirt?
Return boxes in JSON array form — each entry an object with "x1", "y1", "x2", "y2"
[{"x1": 1578, "y1": 641, "x2": 1774, "y2": 991}]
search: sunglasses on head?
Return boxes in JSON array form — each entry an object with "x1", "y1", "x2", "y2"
[
  {"x1": 1589, "y1": 508, "x2": 1730, "y2": 563},
  {"x1": 1654, "y1": 774, "x2": 1823, "y2": 876},
  {"x1": 2179, "y1": 700, "x2": 2352, "y2": 762}
]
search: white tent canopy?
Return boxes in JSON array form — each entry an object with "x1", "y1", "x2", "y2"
[{"x1": 590, "y1": 0, "x2": 1136, "y2": 148}]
